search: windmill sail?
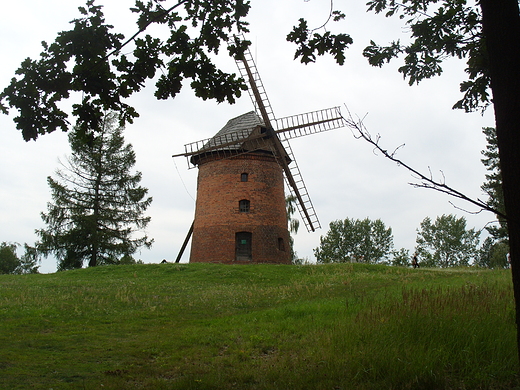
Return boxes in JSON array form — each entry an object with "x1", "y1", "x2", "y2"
[
  {"x1": 274, "y1": 107, "x2": 346, "y2": 140},
  {"x1": 234, "y1": 40, "x2": 322, "y2": 232},
  {"x1": 279, "y1": 138, "x2": 321, "y2": 231},
  {"x1": 235, "y1": 44, "x2": 276, "y2": 126}
]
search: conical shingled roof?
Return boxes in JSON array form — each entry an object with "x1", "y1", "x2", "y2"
[
  {"x1": 214, "y1": 111, "x2": 264, "y2": 139},
  {"x1": 200, "y1": 111, "x2": 264, "y2": 152},
  {"x1": 190, "y1": 111, "x2": 283, "y2": 166}
]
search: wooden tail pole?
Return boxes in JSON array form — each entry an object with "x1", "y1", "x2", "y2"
[{"x1": 175, "y1": 221, "x2": 194, "y2": 263}]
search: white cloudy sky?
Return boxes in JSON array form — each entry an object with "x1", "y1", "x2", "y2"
[{"x1": 0, "y1": 1, "x2": 496, "y2": 273}]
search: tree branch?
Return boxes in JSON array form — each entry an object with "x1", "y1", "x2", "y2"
[
  {"x1": 104, "y1": 0, "x2": 189, "y2": 62},
  {"x1": 340, "y1": 105, "x2": 508, "y2": 221}
]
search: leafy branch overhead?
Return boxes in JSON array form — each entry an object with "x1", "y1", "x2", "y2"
[
  {"x1": 0, "y1": 0, "x2": 252, "y2": 141},
  {"x1": 286, "y1": 17, "x2": 353, "y2": 65},
  {"x1": 363, "y1": 0, "x2": 489, "y2": 112},
  {"x1": 2, "y1": 1, "x2": 491, "y2": 143},
  {"x1": 289, "y1": 0, "x2": 490, "y2": 113}
]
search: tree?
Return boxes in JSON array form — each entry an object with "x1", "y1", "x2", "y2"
[
  {"x1": 481, "y1": 127, "x2": 508, "y2": 241},
  {"x1": 477, "y1": 237, "x2": 509, "y2": 269},
  {"x1": 0, "y1": 242, "x2": 21, "y2": 274},
  {"x1": 415, "y1": 214, "x2": 480, "y2": 268},
  {"x1": 0, "y1": 242, "x2": 39, "y2": 274},
  {"x1": 18, "y1": 244, "x2": 41, "y2": 274},
  {"x1": 391, "y1": 247, "x2": 411, "y2": 267},
  {"x1": 314, "y1": 217, "x2": 393, "y2": 264},
  {"x1": 37, "y1": 112, "x2": 153, "y2": 269},
  {"x1": 0, "y1": 0, "x2": 251, "y2": 141},
  {"x1": 286, "y1": 195, "x2": 300, "y2": 264},
  {"x1": 478, "y1": 127, "x2": 509, "y2": 270}
]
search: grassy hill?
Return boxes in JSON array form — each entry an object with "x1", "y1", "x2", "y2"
[{"x1": 0, "y1": 263, "x2": 518, "y2": 389}]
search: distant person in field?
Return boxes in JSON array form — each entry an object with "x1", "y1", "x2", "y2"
[{"x1": 412, "y1": 252, "x2": 420, "y2": 269}]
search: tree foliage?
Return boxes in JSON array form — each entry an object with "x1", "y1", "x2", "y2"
[
  {"x1": 481, "y1": 127, "x2": 507, "y2": 241},
  {"x1": 36, "y1": 112, "x2": 153, "y2": 269},
  {"x1": 391, "y1": 247, "x2": 411, "y2": 267},
  {"x1": 416, "y1": 214, "x2": 480, "y2": 267},
  {"x1": 0, "y1": 242, "x2": 21, "y2": 274},
  {"x1": 286, "y1": 195, "x2": 300, "y2": 264},
  {"x1": 287, "y1": 14, "x2": 352, "y2": 66},
  {"x1": 314, "y1": 218, "x2": 393, "y2": 264},
  {"x1": 477, "y1": 237, "x2": 509, "y2": 269},
  {"x1": 289, "y1": 0, "x2": 489, "y2": 113},
  {"x1": 0, "y1": 0, "x2": 252, "y2": 141},
  {"x1": 0, "y1": 242, "x2": 40, "y2": 274}
]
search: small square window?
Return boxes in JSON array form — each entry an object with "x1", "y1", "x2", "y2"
[{"x1": 241, "y1": 173, "x2": 248, "y2": 182}]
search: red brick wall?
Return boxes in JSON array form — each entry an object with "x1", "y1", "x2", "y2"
[{"x1": 190, "y1": 152, "x2": 291, "y2": 264}]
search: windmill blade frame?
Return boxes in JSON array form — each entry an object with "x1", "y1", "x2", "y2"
[
  {"x1": 274, "y1": 107, "x2": 346, "y2": 141},
  {"x1": 234, "y1": 39, "x2": 276, "y2": 126},
  {"x1": 233, "y1": 36, "x2": 324, "y2": 232}
]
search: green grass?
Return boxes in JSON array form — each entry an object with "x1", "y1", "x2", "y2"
[{"x1": 0, "y1": 263, "x2": 518, "y2": 389}]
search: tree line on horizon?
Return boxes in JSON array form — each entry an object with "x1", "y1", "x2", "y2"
[
  {"x1": 310, "y1": 126, "x2": 508, "y2": 269},
  {"x1": 312, "y1": 213, "x2": 508, "y2": 269}
]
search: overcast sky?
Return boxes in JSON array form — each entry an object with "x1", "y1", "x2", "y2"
[{"x1": 0, "y1": 1, "x2": 496, "y2": 273}]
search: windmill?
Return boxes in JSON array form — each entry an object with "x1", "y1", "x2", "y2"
[{"x1": 173, "y1": 38, "x2": 345, "y2": 263}]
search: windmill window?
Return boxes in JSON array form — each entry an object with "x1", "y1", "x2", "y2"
[
  {"x1": 278, "y1": 237, "x2": 285, "y2": 251},
  {"x1": 241, "y1": 172, "x2": 249, "y2": 182},
  {"x1": 239, "y1": 199, "x2": 250, "y2": 212}
]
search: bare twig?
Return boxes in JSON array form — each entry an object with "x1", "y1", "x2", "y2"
[{"x1": 340, "y1": 105, "x2": 508, "y2": 221}]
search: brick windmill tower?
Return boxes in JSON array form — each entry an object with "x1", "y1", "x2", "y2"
[{"x1": 173, "y1": 38, "x2": 345, "y2": 264}]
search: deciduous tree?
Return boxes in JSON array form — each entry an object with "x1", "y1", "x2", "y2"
[
  {"x1": 37, "y1": 112, "x2": 153, "y2": 269},
  {"x1": 315, "y1": 217, "x2": 393, "y2": 264},
  {"x1": 0, "y1": 0, "x2": 251, "y2": 141},
  {"x1": 477, "y1": 237, "x2": 509, "y2": 269},
  {"x1": 0, "y1": 242, "x2": 21, "y2": 274},
  {"x1": 391, "y1": 247, "x2": 411, "y2": 267},
  {"x1": 416, "y1": 214, "x2": 480, "y2": 268},
  {"x1": 0, "y1": 242, "x2": 39, "y2": 274}
]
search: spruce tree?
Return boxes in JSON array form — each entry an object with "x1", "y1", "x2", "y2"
[
  {"x1": 481, "y1": 127, "x2": 508, "y2": 242},
  {"x1": 37, "y1": 112, "x2": 153, "y2": 269}
]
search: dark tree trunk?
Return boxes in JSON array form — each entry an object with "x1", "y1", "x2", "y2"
[{"x1": 480, "y1": 0, "x2": 520, "y2": 364}]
